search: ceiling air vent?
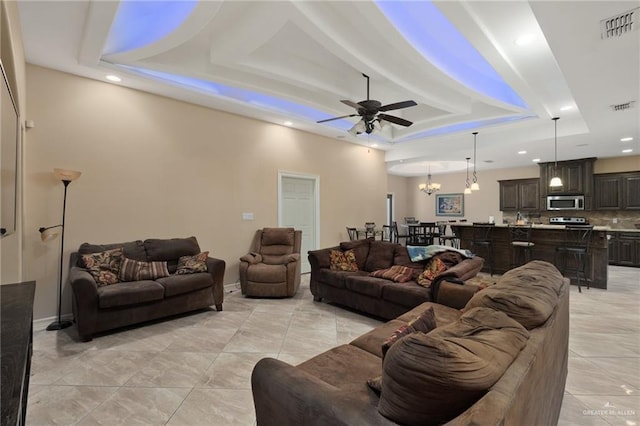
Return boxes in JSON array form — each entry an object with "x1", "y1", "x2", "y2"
[
  {"x1": 610, "y1": 101, "x2": 635, "y2": 112},
  {"x1": 601, "y1": 7, "x2": 638, "y2": 39}
]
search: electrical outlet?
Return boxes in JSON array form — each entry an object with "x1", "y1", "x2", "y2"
[{"x1": 613, "y1": 218, "x2": 618, "y2": 224}]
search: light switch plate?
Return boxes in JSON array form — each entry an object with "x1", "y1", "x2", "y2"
[{"x1": 242, "y1": 212, "x2": 254, "y2": 221}]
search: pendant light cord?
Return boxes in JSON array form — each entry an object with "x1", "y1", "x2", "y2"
[
  {"x1": 553, "y1": 117, "x2": 559, "y2": 171},
  {"x1": 472, "y1": 132, "x2": 478, "y2": 182}
]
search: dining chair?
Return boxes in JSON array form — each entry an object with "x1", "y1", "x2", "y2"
[
  {"x1": 346, "y1": 227, "x2": 358, "y2": 241},
  {"x1": 392, "y1": 221, "x2": 410, "y2": 246},
  {"x1": 382, "y1": 224, "x2": 393, "y2": 242}
]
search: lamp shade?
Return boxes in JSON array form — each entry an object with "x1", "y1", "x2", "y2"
[
  {"x1": 470, "y1": 182, "x2": 480, "y2": 191},
  {"x1": 39, "y1": 226, "x2": 61, "y2": 242},
  {"x1": 549, "y1": 176, "x2": 563, "y2": 187},
  {"x1": 464, "y1": 187, "x2": 472, "y2": 195},
  {"x1": 53, "y1": 168, "x2": 81, "y2": 182}
]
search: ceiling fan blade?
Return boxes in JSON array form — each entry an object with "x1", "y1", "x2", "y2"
[
  {"x1": 379, "y1": 100, "x2": 417, "y2": 112},
  {"x1": 317, "y1": 113, "x2": 358, "y2": 124},
  {"x1": 340, "y1": 100, "x2": 361, "y2": 110},
  {"x1": 378, "y1": 113, "x2": 413, "y2": 127}
]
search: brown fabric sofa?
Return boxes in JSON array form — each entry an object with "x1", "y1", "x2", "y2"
[
  {"x1": 308, "y1": 239, "x2": 485, "y2": 320},
  {"x1": 252, "y1": 261, "x2": 569, "y2": 426},
  {"x1": 239, "y1": 228, "x2": 302, "y2": 297},
  {"x1": 69, "y1": 236, "x2": 225, "y2": 341}
]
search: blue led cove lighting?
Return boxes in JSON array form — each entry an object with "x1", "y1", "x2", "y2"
[
  {"x1": 375, "y1": 1, "x2": 527, "y2": 109},
  {"x1": 104, "y1": 1, "x2": 198, "y2": 55}
]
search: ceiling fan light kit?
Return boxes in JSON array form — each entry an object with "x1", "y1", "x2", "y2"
[
  {"x1": 317, "y1": 73, "x2": 416, "y2": 135},
  {"x1": 549, "y1": 117, "x2": 563, "y2": 188}
]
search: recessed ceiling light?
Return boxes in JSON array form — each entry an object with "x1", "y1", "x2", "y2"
[
  {"x1": 622, "y1": 149, "x2": 633, "y2": 153},
  {"x1": 532, "y1": 158, "x2": 541, "y2": 163},
  {"x1": 283, "y1": 121, "x2": 293, "y2": 126},
  {"x1": 514, "y1": 34, "x2": 535, "y2": 46},
  {"x1": 560, "y1": 105, "x2": 573, "y2": 111},
  {"x1": 621, "y1": 137, "x2": 633, "y2": 142},
  {"x1": 518, "y1": 150, "x2": 527, "y2": 154},
  {"x1": 105, "y1": 75, "x2": 121, "y2": 82}
]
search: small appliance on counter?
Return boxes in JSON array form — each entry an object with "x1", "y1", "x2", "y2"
[{"x1": 549, "y1": 216, "x2": 589, "y2": 225}]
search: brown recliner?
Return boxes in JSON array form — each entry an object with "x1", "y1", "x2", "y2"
[{"x1": 239, "y1": 228, "x2": 302, "y2": 297}]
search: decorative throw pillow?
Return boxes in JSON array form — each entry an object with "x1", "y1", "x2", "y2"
[
  {"x1": 416, "y1": 257, "x2": 449, "y2": 288},
  {"x1": 175, "y1": 251, "x2": 209, "y2": 275},
  {"x1": 119, "y1": 258, "x2": 170, "y2": 282},
  {"x1": 370, "y1": 265, "x2": 413, "y2": 283},
  {"x1": 381, "y1": 306, "x2": 437, "y2": 360},
  {"x1": 329, "y1": 249, "x2": 358, "y2": 272},
  {"x1": 81, "y1": 248, "x2": 124, "y2": 287}
]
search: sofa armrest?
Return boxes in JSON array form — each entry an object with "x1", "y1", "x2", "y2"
[
  {"x1": 432, "y1": 279, "x2": 479, "y2": 310},
  {"x1": 206, "y1": 256, "x2": 226, "y2": 311},
  {"x1": 240, "y1": 253, "x2": 263, "y2": 264},
  {"x1": 308, "y1": 246, "x2": 338, "y2": 271},
  {"x1": 252, "y1": 358, "x2": 392, "y2": 426},
  {"x1": 69, "y1": 266, "x2": 99, "y2": 340},
  {"x1": 284, "y1": 253, "x2": 300, "y2": 264}
]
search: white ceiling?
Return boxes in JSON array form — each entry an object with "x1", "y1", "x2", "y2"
[{"x1": 17, "y1": 1, "x2": 640, "y2": 176}]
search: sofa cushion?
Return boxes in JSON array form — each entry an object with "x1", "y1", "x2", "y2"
[
  {"x1": 344, "y1": 275, "x2": 392, "y2": 298},
  {"x1": 397, "y1": 302, "x2": 462, "y2": 327},
  {"x1": 381, "y1": 306, "x2": 437, "y2": 359},
  {"x1": 329, "y1": 249, "x2": 358, "y2": 272},
  {"x1": 144, "y1": 236, "x2": 201, "y2": 262},
  {"x1": 464, "y1": 260, "x2": 563, "y2": 329},
  {"x1": 369, "y1": 265, "x2": 413, "y2": 283},
  {"x1": 416, "y1": 257, "x2": 448, "y2": 288},
  {"x1": 381, "y1": 281, "x2": 432, "y2": 308},
  {"x1": 78, "y1": 240, "x2": 146, "y2": 263},
  {"x1": 364, "y1": 241, "x2": 396, "y2": 272},
  {"x1": 119, "y1": 258, "x2": 170, "y2": 282},
  {"x1": 97, "y1": 280, "x2": 165, "y2": 308},
  {"x1": 379, "y1": 307, "x2": 529, "y2": 426},
  {"x1": 155, "y1": 272, "x2": 213, "y2": 297},
  {"x1": 176, "y1": 252, "x2": 209, "y2": 274},
  {"x1": 81, "y1": 248, "x2": 124, "y2": 286},
  {"x1": 316, "y1": 269, "x2": 368, "y2": 289},
  {"x1": 247, "y1": 263, "x2": 286, "y2": 283},
  {"x1": 350, "y1": 319, "x2": 407, "y2": 358},
  {"x1": 340, "y1": 240, "x2": 370, "y2": 270}
]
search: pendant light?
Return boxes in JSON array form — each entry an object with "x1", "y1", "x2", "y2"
[
  {"x1": 549, "y1": 117, "x2": 563, "y2": 187},
  {"x1": 470, "y1": 132, "x2": 480, "y2": 191},
  {"x1": 464, "y1": 157, "x2": 472, "y2": 194}
]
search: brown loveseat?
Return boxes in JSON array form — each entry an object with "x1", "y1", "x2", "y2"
[
  {"x1": 252, "y1": 261, "x2": 569, "y2": 425},
  {"x1": 69, "y1": 236, "x2": 225, "y2": 341},
  {"x1": 308, "y1": 239, "x2": 485, "y2": 320}
]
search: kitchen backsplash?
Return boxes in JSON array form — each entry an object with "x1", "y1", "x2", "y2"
[{"x1": 503, "y1": 210, "x2": 640, "y2": 230}]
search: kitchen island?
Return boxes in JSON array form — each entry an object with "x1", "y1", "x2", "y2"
[{"x1": 452, "y1": 223, "x2": 609, "y2": 289}]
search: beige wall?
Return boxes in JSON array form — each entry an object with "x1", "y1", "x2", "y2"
[
  {"x1": 594, "y1": 155, "x2": 640, "y2": 174},
  {"x1": 387, "y1": 174, "x2": 411, "y2": 224},
  {"x1": 24, "y1": 65, "x2": 388, "y2": 321},
  {"x1": 1, "y1": 0, "x2": 26, "y2": 285}
]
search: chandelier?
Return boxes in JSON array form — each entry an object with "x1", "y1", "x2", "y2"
[{"x1": 418, "y1": 164, "x2": 441, "y2": 196}]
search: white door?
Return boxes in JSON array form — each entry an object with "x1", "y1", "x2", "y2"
[{"x1": 279, "y1": 172, "x2": 319, "y2": 273}]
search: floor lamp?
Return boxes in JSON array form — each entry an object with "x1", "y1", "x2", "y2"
[{"x1": 39, "y1": 168, "x2": 81, "y2": 331}]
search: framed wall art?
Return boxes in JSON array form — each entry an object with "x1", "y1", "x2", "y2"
[{"x1": 435, "y1": 193, "x2": 464, "y2": 217}]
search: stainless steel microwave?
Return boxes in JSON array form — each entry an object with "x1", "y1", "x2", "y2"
[{"x1": 546, "y1": 195, "x2": 585, "y2": 211}]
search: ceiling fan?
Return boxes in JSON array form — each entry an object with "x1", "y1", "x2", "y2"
[{"x1": 317, "y1": 73, "x2": 417, "y2": 135}]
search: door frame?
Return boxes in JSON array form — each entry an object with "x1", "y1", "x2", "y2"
[{"x1": 277, "y1": 170, "x2": 321, "y2": 261}]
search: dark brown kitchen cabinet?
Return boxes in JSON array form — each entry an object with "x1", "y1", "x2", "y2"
[
  {"x1": 608, "y1": 232, "x2": 640, "y2": 267},
  {"x1": 594, "y1": 171, "x2": 640, "y2": 210},
  {"x1": 539, "y1": 158, "x2": 595, "y2": 210},
  {"x1": 499, "y1": 178, "x2": 539, "y2": 211}
]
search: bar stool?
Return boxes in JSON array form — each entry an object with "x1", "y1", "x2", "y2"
[
  {"x1": 508, "y1": 224, "x2": 535, "y2": 268},
  {"x1": 471, "y1": 222, "x2": 495, "y2": 275},
  {"x1": 555, "y1": 225, "x2": 593, "y2": 293}
]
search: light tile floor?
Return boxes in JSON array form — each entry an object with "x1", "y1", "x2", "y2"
[{"x1": 27, "y1": 266, "x2": 639, "y2": 425}]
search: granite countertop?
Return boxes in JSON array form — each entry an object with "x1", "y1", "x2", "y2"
[{"x1": 450, "y1": 222, "x2": 614, "y2": 231}]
